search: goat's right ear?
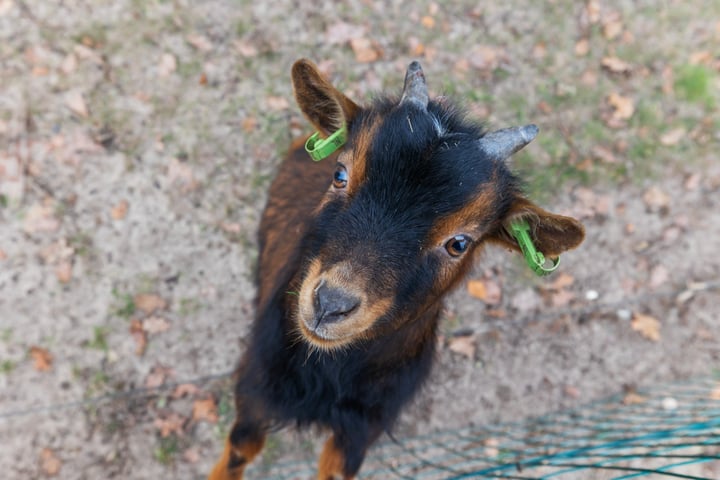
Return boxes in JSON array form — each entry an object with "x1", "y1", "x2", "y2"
[{"x1": 292, "y1": 59, "x2": 360, "y2": 136}]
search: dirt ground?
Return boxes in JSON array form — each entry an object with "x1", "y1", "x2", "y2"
[{"x1": 1, "y1": 0, "x2": 719, "y2": 479}]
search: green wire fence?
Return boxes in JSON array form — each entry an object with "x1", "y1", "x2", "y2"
[{"x1": 248, "y1": 378, "x2": 720, "y2": 479}]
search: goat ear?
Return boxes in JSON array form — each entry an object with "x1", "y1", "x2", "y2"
[
  {"x1": 291, "y1": 59, "x2": 360, "y2": 135},
  {"x1": 488, "y1": 198, "x2": 585, "y2": 259}
]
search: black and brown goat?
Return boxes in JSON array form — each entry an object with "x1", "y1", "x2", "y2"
[{"x1": 209, "y1": 60, "x2": 584, "y2": 480}]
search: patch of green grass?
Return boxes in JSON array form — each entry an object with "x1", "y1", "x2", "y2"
[
  {"x1": 86, "y1": 326, "x2": 109, "y2": 351},
  {"x1": 674, "y1": 65, "x2": 715, "y2": 107},
  {"x1": 68, "y1": 232, "x2": 93, "y2": 257},
  {"x1": 260, "y1": 435, "x2": 282, "y2": 466},
  {"x1": 1, "y1": 328, "x2": 12, "y2": 343},
  {"x1": 1, "y1": 360, "x2": 15, "y2": 374},
  {"x1": 178, "y1": 297, "x2": 202, "y2": 316},
  {"x1": 154, "y1": 435, "x2": 180, "y2": 465},
  {"x1": 0, "y1": 194, "x2": 7, "y2": 208},
  {"x1": 213, "y1": 389, "x2": 235, "y2": 440},
  {"x1": 111, "y1": 288, "x2": 136, "y2": 319}
]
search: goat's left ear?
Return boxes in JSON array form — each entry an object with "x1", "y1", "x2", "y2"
[
  {"x1": 291, "y1": 59, "x2": 360, "y2": 135},
  {"x1": 488, "y1": 197, "x2": 585, "y2": 258}
]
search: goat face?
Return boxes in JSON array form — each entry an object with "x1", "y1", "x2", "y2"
[{"x1": 291, "y1": 60, "x2": 584, "y2": 350}]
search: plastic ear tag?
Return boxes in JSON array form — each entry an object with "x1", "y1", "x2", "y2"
[
  {"x1": 509, "y1": 219, "x2": 560, "y2": 276},
  {"x1": 305, "y1": 125, "x2": 348, "y2": 162}
]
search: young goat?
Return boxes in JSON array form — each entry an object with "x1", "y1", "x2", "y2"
[{"x1": 209, "y1": 59, "x2": 584, "y2": 480}]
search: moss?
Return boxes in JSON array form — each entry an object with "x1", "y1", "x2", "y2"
[{"x1": 674, "y1": 65, "x2": 715, "y2": 107}]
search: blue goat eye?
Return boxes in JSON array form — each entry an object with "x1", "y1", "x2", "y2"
[
  {"x1": 333, "y1": 166, "x2": 348, "y2": 188},
  {"x1": 446, "y1": 235, "x2": 471, "y2": 257}
]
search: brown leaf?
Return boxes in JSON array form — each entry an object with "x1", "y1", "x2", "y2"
[
  {"x1": 30, "y1": 346, "x2": 53, "y2": 371},
  {"x1": 551, "y1": 289, "x2": 575, "y2": 308},
  {"x1": 172, "y1": 383, "x2": 201, "y2": 399},
  {"x1": 183, "y1": 447, "x2": 200, "y2": 464},
  {"x1": 421, "y1": 15, "x2": 435, "y2": 29},
  {"x1": 574, "y1": 39, "x2": 590, "y2": 56},
  {"x1": 129, "y1": 319, "x2": 147, "y2": 356},
  {"x1": 467, "y1": 279, "x2": 502, "y2": 305},
  {"x1": 601, "y1": 56, "x2": 632, "y2": 74},
  {"x1": 110, "y1": 199, "x2": 129, "y2": 220},
  {"x1": 631, "y1": 313, "x2": 661, "y2": 342},
  {"x1": 448, "y1": 334, "x2": 476, "y2": 359},
  {"x1": 684, "y1": 173, "x2": 700, "y2": 191},
  {"x1": 143, "y1": 316, "x2": 171, "y2": 334},
  {"x1": 350, "y1": 38, "x2": 381, "y2": 63},
  {"x1": 659, "y1": 127, "x2": 685, "y2": 146},
  {"x1": 0, "y1": 248, "x2": 7, "y2": 261},
  {"x1": 607, "y1": 92, "x2": 634, "y2": 120},
  {"x1": 241, "y1": 116, "x2": 257, "y2": 132},
  {"x1": 710, "y1": 384, "x2": 720, "y2": 401},
  {"x1": 157, "y1": 53, "x2": 177, "y2": 77},
  {"x1": 265, "y1": 96, "x2": 289, "y2": 111},
  {"x1": 602, "y1": 12, "x2": 623, "y2": 40},
  {"x1": 642, "y1": 186, "x2": 670, "y2": 213},
  {"x1": 167, "y1": 158, "x2": 198, "y2": 192},
  {"x1": 192, "y1": 397, "x2": 218, "y2": 423},
  {"x1": 186, "y1": 33, "x2": 213, "y2": 52},
  {"x1": 23, "y1": 203, "x2": 60, "y2": 234},
  {"x1": 40, "y1": 448, "x2": 61, "y2": 476},
  {"x1": 134, "y1": 293, "x2": 167, "y2": 314},
  {"x1": 649, "y1": 265, "x2": 669, "y2": 289},
  {"x1": 154, "y1": 412, "x2": 185, "y2": 437},
  {"x1": 623, "y1": 392, "x2": 647, "y2": 405},
  {"x1": 145, "y1": 365, "x2": 173, "y2": 388},
  {"x1": 468, "y1": 45, "x2": 504, "y2": 71},
  {"x1": 564, "y1": 385, "x2": 581, "y2": 399},
  {"x1": 64, "y1": 90, "x2": 88, "y2": 118},
  {"x1": 55, "y1": 261, "x2": 72, "y2": 284},
  {"x1": 60, "y1": 53, "x2": 77, "y2": 74},
  {"x1": 548, "y1": 272, "x2": 575, "y2": 290}
]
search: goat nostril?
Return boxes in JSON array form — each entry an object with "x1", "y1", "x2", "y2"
[{"x1": 314, "y1": 283, "x2": 360, "y2": 325}]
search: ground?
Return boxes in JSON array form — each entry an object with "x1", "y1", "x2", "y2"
[{"x1": 0, "y1": 0, "x2": 719, "y2": 479}]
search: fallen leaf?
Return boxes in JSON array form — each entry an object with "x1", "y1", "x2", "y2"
[
  {"x1": 183, "y1": 447, "x2": 200, "y2": 464},
  {"x1": 145, "y1": 365, "x2": 173, "y2": 388},
  {"x1": 468, "y1": 45, "x2": 504, "y2": 71},
  {"x1": 167, "y1": 158, "x2": 198, "y2": 192},
  {"x1": 198, "y1": 72, "x2": 207, "y2": 85},
  {"x1": 192, "y1": 397, "x2": 218, "y2": 423},
  {"x1": 710, "y1": 384, "x2": 720, "y2": 400},
  {"x1": 143, "y1": 316, "x2": 170, "y2": 334},
  {"x1": 551, "y1": 289, "x2": 576, "y2": 308},
  {"x1": 172, "y1": 383, "x2": 201, "y2": 399},
  {"x1": 134, "y1": 293, "x2": 167, "y2": 314},
  {"x1": 548, "y1": 272, "x2": 575, "y2": 290},
  {"x1": 484, "y1": 437, "x2": 499, "y2": 457},
  {"x1": 585, "y1": 0, "x2": 600, "y2": 24},
  {"x1": 158, "y1": 53, "x2": 177, "y2": 77},
  {"x1": 631, "y1": 313, "x2": 661, "y2": 342},
  {"x1": 23, "y1": 203, "x2": 60, "y2": 234},
  {"x1": 154, "y1": 412, "x2": 185, "y2": 437},
  {"x1": 607, "y1": 92, "x2": 634, "y2": 120},
  {"x1": 642, "y1": 186, "x2": 670, "y2": 213},
  {"x1": 421, "y1": 15, "x2": 435, "y2": 29},
  {"x1": 266, "y1": 96, "x2": 289, "y2": 111},
  {"x1": 325, "y1": 22, "x2": 366, "y2": 45},
  {"x1": 60, "y1": 53, "x2": 77, "y2": 74},
  {"x1": 601, "y1": 56, "x2": 632, "y2": 74},
  {"x1": 659, "y1": 127, "x2": 685, "y2": 146},
  {"x1": 602, "y1": 11, "x2": 623, "y2": 40},
  {"x1": 467, "y1": 279, "x2": 502, "y2": 305},
  {"x1": 64, "y1": 90, "x2": 88, "y2": 118},
  {"x1": 574, "y1": 39, "x2": 590, "y2": 56},
  {"x1": 448, "y1": 334, "x2": 476, "y2": 359},
  {"x1": 350, "y1": 38, "x2": 381, "y2": 63},
  {"x1": 623, "y1": 392, "x2": 647, "y2": 405},
  {"x1": 110, "y1": 199, "x2": 129, "y2": 220},
  {"x1": 684, "y1": 173, "x2": 700, "y2": 191},
  {"x1": 564, "y1": 385, "x2": 580, "y2": 399},
  {"x1": 510, "y1": 288, "x2": 541, "y2": 312},
  {"x1": 649, "y1": 265, "x2": 669, "y2": 289},
  {"x1": 186, "y1": 33, "x2": 213, "y2": 52},
  {"x1": 40, "y1": 448, "x2": 61, "y2": 476},
  {"x1": 129, "y1": 319, "x2": 147, "y2": 356},
  {"x1": 0, "y1": 248, "x2": 6, "y2": 260},
  {"x1": 408, "y1": 37, "x2": 425, "y2": 57},
  {"x1": 55, "y1": 261, "x2": 72, "y2": 283},
  {"x1": 30, "y1": 346, "x2": 53, "y2": 371},
  {"x1": 241, "y1": 116, "x2": 257, "y2": 132},
  {"x1": 234, "y1": 39, "x2": 258, "y2": 58}
]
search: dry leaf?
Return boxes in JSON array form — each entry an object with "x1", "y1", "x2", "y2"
[
  {"x1": 551, "y1": 289, "x2": 575, "y2": 308},
  {"x1": 350, "y1": 38, "x2": 381, "y2": 63},
  {"x1": 60, "y1": 53, "x2": 77, "y2": 74},
  {"x1": 659, "y1": 127, "x2": 685, "y2": 146},
  {"x1": 601, "y1": 56, "x2": 632, "y2": 74},
  {"x1": 145, "y1": 365, "x2": 173, "y2": 388},
  {"x1": 266, "y1": 96, "x2": 289, "y2": 111},
  {"x1": 183, "y1": 447, "x2": 200, "y2": 464},
  {"x1": 574, "y1": 39, "x2": 590, "y2": 56},
  {"x1": 234, "y1": 40, "x2": 258, "y2": 58},
  {"x1": 325, "y1": 22, "x2": 366, "y2": 45},
  {"x1": 40, "y1": 448, "x2": 61, "y2": 476},
  {"x1": 710, "y1": 384, "x2": 720, "y2": 400},
  {"x1": 585, "y1": 0, "x2": 600, "y2": 24},
  {"x1": 143, "y1": 316, "x2": 170, "y2": 334},
  {"x1": 623, "y1": 392, "x2": 647, "y2": 405},
  {"x1": 607, "y1": 93, "x2": 634, "y2": 120},
  {"x1": 602, "y1": 12, "x2": 623, "y2": 40},
  {"x1": 448, "y1": 334, "x2": 476, "y2": 359},
  {"x1": 30, "y1": 346, "x2": 53, "y2": 371},
  {"x1": 157, "y1": 53, "x2": 176, "y2": 77},
  {"x1": 55, "y1": 261, "x2": 72, "y2": 284},
  {"x1": 129, "y1": 319, "x2": 147, "y2": 356},
  {"x1": 192, "y1": 397, "x2": 218, "y2": 423},
  {"x1": 0, "y1": 248, "x2": 7, "y2": 261},
  {"x1": 684, "y1": 173, "x2": 700, "y2": 191},
  {"x1": 631, "y1": 313, "x2": 661, "y2": 342},
  {"x1": 167, "y1": 158, "x2": 198, "y2": 192},
  {"x1": 172, "y1": 383, "x2": 201, "y2": 399},
  {"x1": 421, "y1": 15, "x2": 435, "y2": 29},
  {"x1": 111, "y1": 199, "x2": 129, "y2": 220},
  {"x1": 642, "y1": 186, "x2": 670, "y2": 213},
  {"x1": 154, "y1": 412, "x2": 185, "y2": 437},
  {"x1": 468, "y1": 45, "x2": 503, "y2": 71},
  {"x1": 467, "y1": 279, "x2": 502, "y2": 305},
  {"x1": 564, "y1": 385, "x2": 580, "y2": 399},
  {"x1": 64, "y1": 90, "x2": 88, "y2": 118},
  {"x1": 649, "y1": 265, "x2": 669, "y2": 289},
  {"x1": 134, "y1": 293, "x2": 167, "y2": 314},
  {"x1": 23, "y1": 203, "x2": 60, "y2": 234},
  {"x1": 241, "y1": 116, "x2": 257, "y2": 132},
  {"x1": 408, "y1": 37, "x2": 425, "y2": 57},
  {"x1": 186, "y1": 33, "x2": 212, "y2": 52},
  {"x1": 548, "y1": 272, "x2": 575, "y2": 290}
]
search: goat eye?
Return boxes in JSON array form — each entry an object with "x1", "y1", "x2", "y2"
[
  {"x1": 445, "y1": 235, "x2": 471, "y2": 257},
  {"x1": 333, "y1": 165, "x2": 348, "y2": 189}
]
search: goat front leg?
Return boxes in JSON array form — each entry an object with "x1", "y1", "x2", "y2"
[
  {"x1": 208, "y1": 400, "x2": 267, "y2": 480},
  {"x1": 317, "y1": 424, "x2": 382, "y2": 480}
]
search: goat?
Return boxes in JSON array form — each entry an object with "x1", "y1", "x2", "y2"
[{"x1": 208, "y1": 59, "x2": 585, "y2": 480}]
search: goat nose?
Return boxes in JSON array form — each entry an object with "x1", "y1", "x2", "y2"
[{"x1": 313, "y1": 282, "x2": 360, "y2": 325}]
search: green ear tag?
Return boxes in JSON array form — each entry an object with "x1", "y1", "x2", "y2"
[
  {"x1": 305, "y1": 125, "x2": 348, "y2": 162},
  {"x1": 509, "y1": 219, "x2": 560, "y2": 276}
]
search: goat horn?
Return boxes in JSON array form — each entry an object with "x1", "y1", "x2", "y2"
[
  {"x1": 477, "y1": 124, "x2": 539, "y2": 160},
  {"x1": 400, "y1": 61, "x2": 429, "y2": 110}
]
